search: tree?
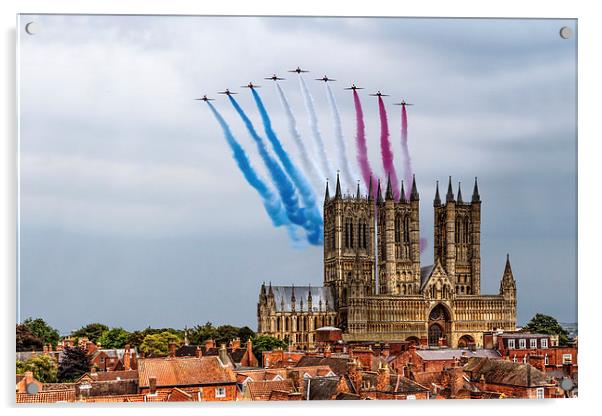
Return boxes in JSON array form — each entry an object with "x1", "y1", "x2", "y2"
[
  {"x1": 238, "y1": 326, "x2": 255, "y2": 343},
  {"x1": 215, "y1": 325, "x2": 241, "y2": 346},
  {"x1": 71, "y1": 323, "x2": 109, "y2": 344},
  {"x1": 250, "y1": 335, "x2": 287, "y2": 359},
  {"x1": 58, "y1": 346, "x2": 90, "y2": 382},
  {"x1": 523, "y1": 313, "x2": 570, "y2": 346},
  {"x1": 16, "y1": 324, "x2": 43, "y2": 352},
  {"x1": 16, "y1": 355, "x2": 58, "y2": 383},
  {"x1": 139, "y1": 331, "x2": 181, "y2": 357},
  {"x1": 189, "y1": 322, "x2": 218, "y2": 345},
  {"x1": 97, "y1": 327, "x2": 130, "y2": 349},
  {"x1": 23, "y1": 318, "x2": 60, "y2": 347}
]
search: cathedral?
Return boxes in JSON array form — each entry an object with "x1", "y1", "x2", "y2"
[{"x1": 257, "y1": 175, "x2": 517, "y2": 349}]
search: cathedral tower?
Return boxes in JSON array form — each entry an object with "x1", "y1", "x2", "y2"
[
  {"x1": 376, "y1": 174, "x2": 421, "y2": 295},
  {"x1": 323, "y1": 174, "x2": 375, "y2": 329},
  {"x1": 433, "y1": 177, "x2": 482, "y2": 295}
]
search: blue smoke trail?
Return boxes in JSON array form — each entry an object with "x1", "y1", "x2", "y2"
[
  {"x1": 251, "y1": 88, "x2": 323, "y2": 245},
  {"x1": 206, "y1": 102, "x2": 303, "y2": 244},
  {"x1": 325, "y1": 82, "x2": 356, "y2": 191},
  {"x1": 298, "y1": 75, "x2": 334, "y2": 179},
  {"x1": 228, "y1": 95, "x2": 308, "y2": 231},
  {"x1": 275, "y1": 83, "x2": 323, "y2": 188}
]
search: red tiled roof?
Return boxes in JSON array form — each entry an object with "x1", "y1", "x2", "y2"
[
  {"x1": 138, "y1": 356, "x2": 236, "y2": 388},
  {"x1": 247, "y1": 380, "x2": 295, "y2": 401},
  {"x1": 16, "y1": 390, "x2": 76, "y2": 404},
  {"x1": 79, "y1": 370, "x2": 138, "y2": 382}
]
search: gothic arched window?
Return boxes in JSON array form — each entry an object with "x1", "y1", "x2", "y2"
[
  {"x1": 395, "y1": 214, "x2": 401, "y2": 243},
  {"x1": 403, "y1": 215, "x2": 410, "y2": 243}
]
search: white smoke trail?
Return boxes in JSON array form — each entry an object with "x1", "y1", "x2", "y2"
[
  {"x1": 275, "y1": 83, "x2": 323, "y2": 189},
  {"x1": 298, "y1": 75, "x2": 334, "y2": 182},
  {"x1": 325, "y1": 82, "x2": 356, "y2": 191}
]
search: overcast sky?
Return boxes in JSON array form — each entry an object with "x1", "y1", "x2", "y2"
[{"x1": 17, "y1": 15, "x2": 576, "y2": 334}]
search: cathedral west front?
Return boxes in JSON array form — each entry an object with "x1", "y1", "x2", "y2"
[{"x1": 257, "y1": 175, "x2": 517, "y2": 349}]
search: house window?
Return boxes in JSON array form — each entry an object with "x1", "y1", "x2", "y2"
[
  {"x1": 215, "y1": 387, "x2": 226, "y2": 398},
  {"x1": 100, "y1": 357, "x2": 105, "y2": 363},
  {"x1": 541, "y1": 338, "x2": 548, "y2": 349},
  {"x1": 536, "y1": 388, "x2": 544, "y2": 399},
  {"x1": 507, "y1": 339, "x2": 515, "y2": 349},
  {"x1": 562, "y1": 354, "x2": 573, "y2": 364},
  {"x1": 519, "y1": 339, "x2": 526, "y2": 349},
  {"x1": 530, "y1": 339, "x2": 537, "y2": 349},
  {"x1": 512, "y1": 355, "x2": 517, "y2": 363},
  {"x1": 544, "y1": 354, "x2": 549, "y2": 365}
]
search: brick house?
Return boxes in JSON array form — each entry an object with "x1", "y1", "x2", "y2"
[
  {"x1": 137, "y1": 356, "x2": 237, "y2": 401},
  {"x1": 89, "y1": 344, "x2": 138, "y2": 372},
  {"x1": 463, "y1": 357, "x2": 559, "y2": 398},
  {"x1": 389, "y1": 344, "x2": 502, "y2": 374},
  {"x1": 486, "y1": 332, "x2": 577, "y2": 377}
]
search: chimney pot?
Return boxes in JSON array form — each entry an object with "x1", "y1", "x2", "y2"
[{"x1": 148, "y1": 376, "x2": 157, "y2": 395}]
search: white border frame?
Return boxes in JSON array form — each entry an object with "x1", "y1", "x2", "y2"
[{"x1": 2, "y1": 1, "x2": 598, "y2": 415}]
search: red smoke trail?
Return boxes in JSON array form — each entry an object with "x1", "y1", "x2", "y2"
[
  {"x1": 353, "y1": 90, "x2": 374, "y2": 191},
  {"x1": 400, "y1": 105, "x2": 413, "y2": 201},
  {"x1": 378, "y1": 96, "x2": 399, "y2": 200}
]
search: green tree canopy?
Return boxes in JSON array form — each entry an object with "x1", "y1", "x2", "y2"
[
  {"x1": 238, "y1": 326, "x2": 255, "y2": 343},
  {"x1": 16, "y1": 324, "x2": 43, "y2": 352},
  {"x1": 139, "y1": 331, "x2": 181, "y2": 357},
  {"x1": 523, "y1": 313, "x2": 570, "y2": 346},
  {"x1": 188, "y1": 322, "x2": 256, "y2": 346},
  {"x1": 97, "y1": 327, "x2": 131, "y2": 349},
  {"x1": 23, "y1": 318, "x2": 60, "y2": 347},
  {"x1": 71, "y1": 323, "x2": 109, "y2": 344},
  {"x1": 16, "y1": 354, "x2": 58, "y2": 383},
  {"x1": 250, "y1": 335, "x2": 288, "y2": 359},
  {"x1": 189, "y1": 322, "x2": 218, "y2": 345},
  {"x1": 58, "y1": 346, "x2": 90, "y2": 382}
]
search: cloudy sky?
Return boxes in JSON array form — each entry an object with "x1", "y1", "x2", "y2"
[{"x1": 17, "y1": 15, "x2": 576, "y2": 334}]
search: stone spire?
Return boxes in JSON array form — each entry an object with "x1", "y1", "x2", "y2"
[
  {"x1": 268, "y1": 281, "x2": 273, "y2": 297},
  {"x1": 400, "y1": 180, "x2": 406, "y2": 203},
  {"x1": 308, "y1": 284, "x2": 313, "y2": 311},
  {"x1": 367, "y1": 177, "x2": 374, "y2": 201},
  {"x1": 472, "y1": 177, "x2": 480, "y2": 203},
  {"x1": 446, "y1": 176, "x2": 455, "y2": 202},
  {"x1": 434, "y1": 180, "x2": 441, "y2": 206},
  {"x1": 324, "y1": 180, "x2": 330, "y2": 203},
  {"x1": 376, "y1": 179, "x2": 383, "y2": 203},
  {"x1": 500, "y1": 253, "x2": 516, "y2": 297},
  {"x1": 410, "y1": 174, "x2": 419, "y2": 201},
  {"x1": 291, "y1": 284, "x2": 296, "y2": 311},
  {"x1": 356, "y1": 181, "x2": 361, "y2": 200},
  {"x1": 385, "y1": 173, "x2": 394, "y2": 201},
  {"x1": 334, "y1": 172, "x2": 342, "y2": 199},
  {"x1": 457, "y1": 182, "x2": 463, "y2": 204}
]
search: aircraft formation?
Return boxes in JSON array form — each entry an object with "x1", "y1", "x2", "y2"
[{"x1": 197, "y1": 67, "x2": 413, "y2": 106}]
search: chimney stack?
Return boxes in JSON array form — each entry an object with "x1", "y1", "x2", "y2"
[
  {"x1": 231, "y1": 338, "x2": 241, "y2": 350},
  {"x1": 218, "y1": 343, "x2": 229, "y2": 365},
  {"x1": 324, "y1": 344, "x2": 332, "y2": 358},
  {"x1": 124, "y1": 344, "x2": 131, "y2": 371},
  {"x1": 168, "y1": 342, "x2": 177, "y2": 358},
  {"x1": 148, "y1": 376, "x2": 157, "y2": 395},
  {"x1": 205, "y1": 339, "x2": 215, "y2": 350}
]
